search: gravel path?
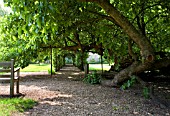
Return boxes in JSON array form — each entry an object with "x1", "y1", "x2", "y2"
[{"x1": 0, "y1": 65, "x2": 170, "y2": 116}]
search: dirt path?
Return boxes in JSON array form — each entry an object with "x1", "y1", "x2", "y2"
[{"x1": 1, "y1": 65, "x2": 170, "y2": 116}]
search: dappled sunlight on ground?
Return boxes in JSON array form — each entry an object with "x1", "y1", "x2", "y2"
[
  {"x1": 39, "y1": 93, "x2": 73, "y2": 106},
  {"x1": 68, "y1": 76, "x2": 73, "y2": 79},
  {"x1": 56, "y1": 72, "x2": 63, "y2": 75},
  {"x1": 1, "y1": 65, "x2": 170, "y2": 116},
  {"x1": 72, "y1": 72, "x2": 80, "y2": 75}
]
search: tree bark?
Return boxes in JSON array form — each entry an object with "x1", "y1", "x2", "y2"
[
  {"x1": 79, "y1": 0, "x2": 170, "y2": 86},
  {"x1": 112, "y1": 61, "x2": 151, "y2": 85},
  {"x1": 112, "y1": 58, "x2": 170, "y2": 85},
  {"x1": 79, "y1": 0, "x2": 157, "y2": 84},
  {"x1": 79, "y1": 0, "x2": 155, "y2": 60},
  {"x1": 96, "y1": 0, "x2": 155, "y2": 61}
]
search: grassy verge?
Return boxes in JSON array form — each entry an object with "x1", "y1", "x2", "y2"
[
  {"x1": 89, "y1": 64, "x2": 111, "y2": 71},
  {"x1": 20, "y1": 63, "x2": 51, "y2": 72},
  {"x1": 20, "y1": 63, "x2": 111, "y2": 72},
  {"x1": 0, "y1": 98, "x2": 37, "y2": 116}
]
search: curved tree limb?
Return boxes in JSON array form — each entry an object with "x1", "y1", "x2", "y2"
[
  {"x1": 112, "y1": 58, "x2": 170, "y2": 85},
  {"x1": 87, "y1": 10, "x2": 121, "y2": 28},
  {"x1": 79, "y1": 0, "x2": 155, "y2": 62}
]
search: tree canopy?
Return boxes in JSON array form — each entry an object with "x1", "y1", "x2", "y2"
[{"x1": 0, "y1": 0, "x2": 170, "y2": 84}]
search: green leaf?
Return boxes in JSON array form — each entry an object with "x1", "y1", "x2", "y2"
[
  {"x1": 26, "y1": 14, "x2": 31, "y2": 25},
  {"x1": 37, "y1": 18, "x2": 41, "y2": 28},
  {"x1": 12, "y1": 35, "x2": 17, "y2": 40},
  {"x1": 127, "y1": 80, "x2": 131, "y2": 88},
  {"x1": 42, "y1": 28, "x2": 47, "y2": 34},
  {"x1": 24, "y1": 6, "x2": 28, "y2": 11},
  {"x1": 18, "y1": 27, "x2": 22, "y2": 35}
]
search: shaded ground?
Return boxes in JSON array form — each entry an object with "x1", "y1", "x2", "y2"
[{"x1": 0, "y1": 64, "x2": 170, "y2": 116}]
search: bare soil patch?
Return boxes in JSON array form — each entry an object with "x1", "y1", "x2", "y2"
[{"x1": 0, "y1": 65, "x2": 170, "y2": 116}]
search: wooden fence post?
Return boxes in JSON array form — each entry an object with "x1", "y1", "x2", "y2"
[{"x1": 84, "y1": 64, "x2": 89, "y2": 77}]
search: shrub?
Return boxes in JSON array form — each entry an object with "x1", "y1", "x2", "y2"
[
  {"x1": 48, "y1": 69, "x2": 56, "y2": 74},
  {"x1": 83, "y1": 70, "x2": 101, "y2": 84},
  {"x1": 121, "y1": 75, "x2": 136, "y2": 90},
  {"x1": 121, "y1": 76, "x2": 150, "y2": 99},
  {"x1": 143, "y1": 87, "x2": 150, "y2": 99}
]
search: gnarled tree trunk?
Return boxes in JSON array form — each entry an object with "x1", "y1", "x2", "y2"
[
  {"x1": 80, "y1": 0, "x2": 170, "y2": 85},
  {"x1": 79, "y1": 0, "x2": 155, "y2": 60},
  {"x1": 96, "y1": 0, "x2": 155, "y2": 61},
  {"x1": 79, "y1": 0, "x2": 156, "y2": 84}
]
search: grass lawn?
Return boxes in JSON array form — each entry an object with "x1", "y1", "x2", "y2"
[
  {"x1": 21, "y1": 63, "x2": 51, "y2": 72},
  {"x1": 20, "y1": 63, "x2": 111, "y2": 72},
  {"x1": 89, "y1": 64, "x2": 111, "y2": 71},
  {"x1": 0, "y1": 98, "x2": 37, "y2": 116}
]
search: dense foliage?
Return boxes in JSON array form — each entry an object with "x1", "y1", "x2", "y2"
[
  {"x1": 52, "y1": 49, "x2": 65, "y2": 71},
  {"x1": 0, "y1": 0, "x2": 169, "y2": 83},
  {"x1": 83, "y1": 70, "x2": 101, "y2": 84}
]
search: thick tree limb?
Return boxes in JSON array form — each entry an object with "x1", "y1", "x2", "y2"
[
  {"x1": 87, "y1": 10, "x2": 121, "y2": 28},
  {"x1": 74, "y1": 32, "x2": 82, "y2": 50},
  {"x1": 97, "y1": 0, "x2": 155, "y2": 61},
  {"x1": 66, "y1": 37, "x2": 78, "y2": 45},
  {"x1": 112, "y1": 58, "x2": 170, "y2": 85},
  {"x1": 41, "y1": 42, "x2": 103, "y2": 53},
  {"x1": 132, "y1": 3, "x2": 162, "y2": 23},
  {"x1": 79, "y1": 0, "x2": 155, "y2": 62}
]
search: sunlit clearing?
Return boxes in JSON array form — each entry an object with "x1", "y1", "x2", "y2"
[
  {"x1": 41, "y1": 86, "x2": 48, "y2": 89},
  {"x1": 57, "y1": 72, "x2": 63, "y2": 74},
  {"x1": 41, "y1": 101, "x2": 62, "y2": 106},
  {"x1": 40, "y1": 93, "x2": 73, "y2": 106},
  {"x1": 58, "y1": 94, "x2": 72, "y2": 98},
  {"x1": 68, "y1": 76, "x2": 73, "y2": 79},
  {"x1": 158, "y1": 86, "x2": 163, "y2": 89},
  {"x1": 72, "y1": 72, "x2": 80, "y2": 75}
]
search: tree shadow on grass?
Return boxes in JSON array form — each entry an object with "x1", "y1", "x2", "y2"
[{"x1": 0, "y1": 93, "x2": 25, "y2": 98}]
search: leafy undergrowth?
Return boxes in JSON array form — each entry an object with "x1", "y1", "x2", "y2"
[
  {"x1": 0, "y1": 98, "x2": 37, "y2": 116},
  {"x1": 83, "y1": 70, "x2": 101, "y2": 84}
]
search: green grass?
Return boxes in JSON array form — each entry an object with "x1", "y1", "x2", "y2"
[
  {"x1": 21, "y1": 63, "x2": 111, "y2": 72},
  {"x1": 0, "y1": 98, "x2": 37, "y2": 116},
  {"x1": 89, "y1": 64, "x2": 111, "y2": 71},
  {"x1": 21, "y1": 63, "x2": 51, "y2": 72}
]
